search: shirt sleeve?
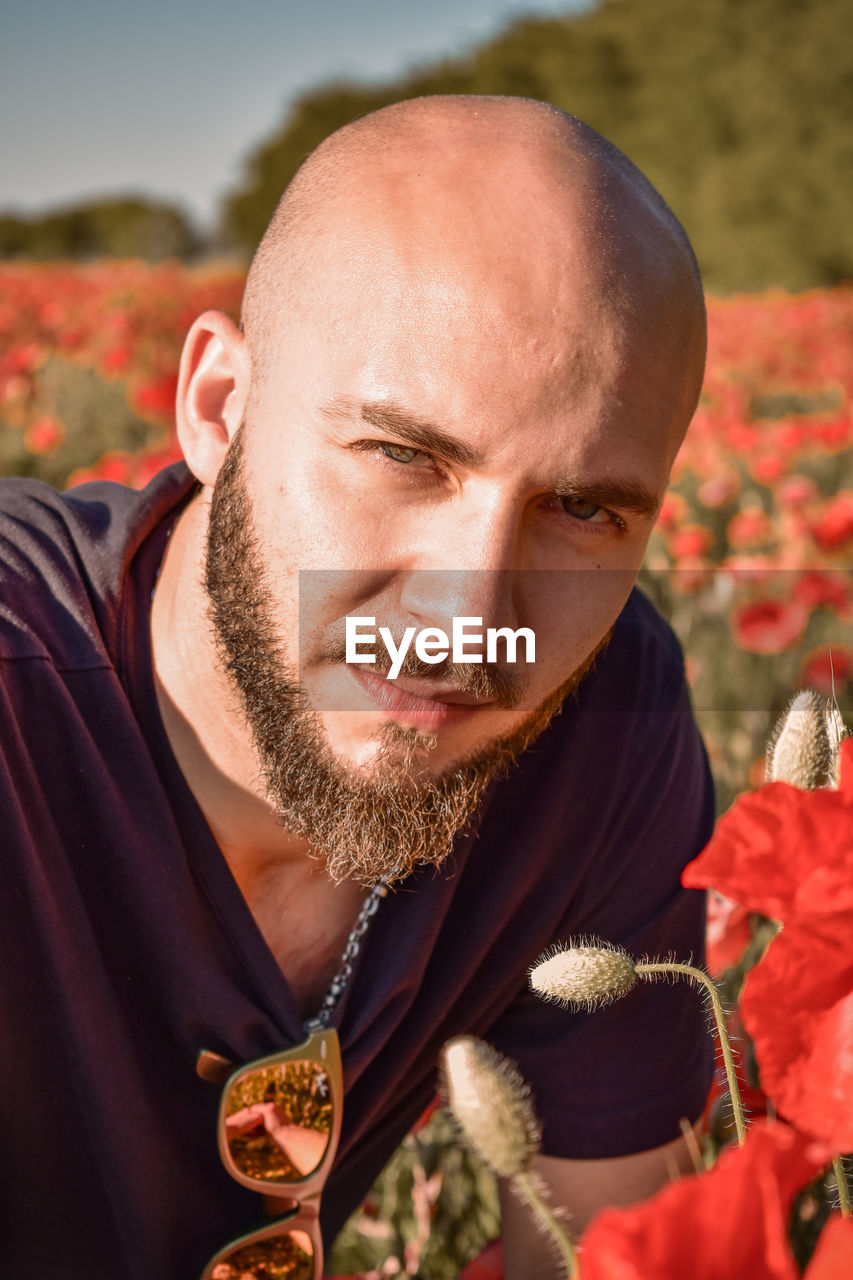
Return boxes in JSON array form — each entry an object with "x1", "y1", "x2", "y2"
[{"x1": 483, "y1": 614, "x2": 716, "y2": 1161}]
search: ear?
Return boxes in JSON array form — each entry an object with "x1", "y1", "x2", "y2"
[{"x1": 176, "y1": 310, "x2": 250, "y2": 487}]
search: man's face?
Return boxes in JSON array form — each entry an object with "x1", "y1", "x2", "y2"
[
  {"x1": 203, "y1": 210, "x2": 699, "y2": 882},
  {"x1": 205, "y1": 429, "x2": 605, "y2": 885}
]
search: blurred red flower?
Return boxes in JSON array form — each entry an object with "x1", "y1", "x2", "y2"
[
  {"x1": 24, "y1": 415, "x2": 64, "y2": 455},
  {"x1": 459, "y1": 1240, "x2": 504, "y2": 1279},
  {"x1": 671, "y1": 524, "x2": 713, "y2": 560},
  {"x1": 752, "y1": 454, "x2": 786, "y2": 483},
  {"x1": 728, "y1": 508, "x2": 774, "y2": 549},
  {"x1": 655, "y1": 492, "x2": 688, "y2": 532},
  {"x1": 776, "y1": 475, "x2": 818, "y2": 510},
  {"x1": 67, "y1": 452, "x2": 133, "y2": 488},
  {"x1": 133, "y1": 372, "x2": 178, "y2": 420},
  {"x1": 698, "y1": 472, "x2": 740, "y2": 508},
  {"x1": 102, "y1": 344, "x2": 131, "y2": 373},
  {"x1": 683, "y1": 741, "x2": 853, "y2": 1147},
  {"x1": 580, "y1": 1122, "x2": 831, "y2": 1280},
  {"x1": 793, "y1": 571, "x2": 852, "y2": 617},
  {"x1": 811, "y1": 492, "x2": 853, "y2": 551},
  {"x1": 730, "y1": 599, "x2": 808, "y2": 653},
  {"x1": 815, "y1": 418, "x2": 852, "y2": 451},
  {"x1": 799, "y1": 647, "x2": 853, "y2": 695}
]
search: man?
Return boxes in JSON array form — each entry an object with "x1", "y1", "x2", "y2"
[{"x1": 0, "y1": 96, "x2": 713, "y2": 1278}]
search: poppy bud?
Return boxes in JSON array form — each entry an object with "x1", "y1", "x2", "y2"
[
  {"x1": 529, "y1": 940, "x2": 638, "y2": 1011},
  {"x1": 530, "y1": 939, "x2": 747, "y2": 1145},
  {"x1": 440, "y1": 1036, "x2": 540, "y2": 1178},
  {"x1": 825, "y1": 702, "x2": 849, "y2": 788},
  {"x1": 766, "y1": 690, "x2": 833, "y2": 789}
]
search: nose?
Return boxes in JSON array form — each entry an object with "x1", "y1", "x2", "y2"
[{"x1": 397, "y1": 494, "x2": 523, "y2": 639}]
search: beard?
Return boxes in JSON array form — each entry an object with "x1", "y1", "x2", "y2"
[{"x1": 203, "y1": 426, "x2": 609, "y2": 887}]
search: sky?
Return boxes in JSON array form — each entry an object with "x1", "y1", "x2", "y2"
[{"x1": 2, "y1": 0, "x2": 589, "y2": 231}]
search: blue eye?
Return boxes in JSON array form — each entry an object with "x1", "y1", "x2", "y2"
[{"x1": 379, "y1": 443, "x2": 422, "y2": 464}]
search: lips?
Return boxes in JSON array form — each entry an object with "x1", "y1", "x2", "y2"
[{"x1": 349, "y1": 665, "x2": 494, "y2": 730}]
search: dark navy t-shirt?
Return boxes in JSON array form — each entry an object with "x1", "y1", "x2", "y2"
[{"x1": 0, "y1": 463, "x2": 714, "y2": 1279}]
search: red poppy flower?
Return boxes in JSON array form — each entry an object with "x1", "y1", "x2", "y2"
[
  {"x1": 739, "y1": 931, "x2": 853, "y2": 1147},
  {"x1": 776, "y1": 475, "x2": 818, "y2": 510},
  {"x1": 698, "y1": 473, "x2": 740, "y2": 508},
  {"x1": 580, "y1": 1122, "x2": 831, "y2": 1280},
  {"x1": 101, "y1": 344, "x2": 131, "y2": 373},
  {"x1": 793, "y1": 571, "x2": 852, "y2": 618},
  {"x1": 671, "y1": 524, "x2": 713, "y2": 560},
  {"x1": 66, "y1": 452, "x2": 133, "y2": 488},
  {"x1": 656, "y1": 492, "x2": 688, "y2": 532},
  {"x1": 773, "y1": 476, "x2": 814, "y2": 509},
  {"x1": 134, "y1": 372, "x2": 178, "y2": 420},
  {"x1": 727, "y1": 509, "x2": 774, "y2": 550},
  {"x1": 811, "y1": 493, "x2": 853, "y2": 552},
  {"x1": 459, "y1": 1240, "x2": 504, "y2": 1280},
  {"x1": 751, "y1": 454, "x2": 785, "y2": 483},
  {"x1": 805, "y1": 1216, "x2": 853, "y2": 1279},
  {"x1": 706, "y1": 892, "x2": 752, "y2": 977},
  {"x1": 815, "y1": 418, "x2": 852, "y2": 451},
  {"x1": 683, "y1": 742, "x2": 853, "y2": 1146},
  {"x1": 24, "y1": 415, "x2": 64, "y2": 455},
  {"x1": 730, "y1": 599, "x2": 809, "y2": 654},
  {"x1": 683, "y1": 740, "x2": 853, "y2": 923},
  {"x1": 799, "y1": 647, "x2": 853, "y2": 696}
]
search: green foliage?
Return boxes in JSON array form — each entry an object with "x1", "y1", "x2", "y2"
[
  {"x1": 328, "y1": 1108, "x2": 500, "y2": 1279},
  {"x1": 0, "y1": 198, "x2": 199, "y2": 262},
  {"x1": 0, "y1": 355, "x2": 165, "y2": 488},
  {"x1": 223, "y1": 0, "x2": 853, "y2": 293}
]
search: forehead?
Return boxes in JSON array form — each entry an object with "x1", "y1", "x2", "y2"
[
  {"x1": 245, "y1": 105, "x2": 705, "y2": 459},
  {"x1": 257, "y1": 213, "x2": 699, "y2": 484}
]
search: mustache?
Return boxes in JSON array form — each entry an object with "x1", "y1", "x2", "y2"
[{"x1": 322, "y1": 635, "x2": 525, "y2": 709}]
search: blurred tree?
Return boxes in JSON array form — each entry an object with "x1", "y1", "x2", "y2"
[
  {"x1": 0, "y1": 197, "x2": 200, "y2": 262},
  {"x1": 222, "y1": 0, "x2": 853, "y2": 293}
]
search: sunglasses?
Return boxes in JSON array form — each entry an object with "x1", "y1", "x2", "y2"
[{"x1": 199, "y1": 1025, "x2": 343, "y2": 1280}]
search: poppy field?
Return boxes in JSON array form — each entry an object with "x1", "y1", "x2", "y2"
[
  {"x1": 2, "y1": 263, "x2": 852, "y2": 1277},
  {"x1": 2, "y1": 264, "x2": 851, "y2": 812}
]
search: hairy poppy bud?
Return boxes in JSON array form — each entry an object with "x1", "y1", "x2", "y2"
[
  {"x1": 530, "y1": 940, "x2": 638, "y2": 1011},
  {"x1": 440, "y1": 1036, "x2": 540, "y2": 1178},
  {"x1": 825, "y1": 702, "x2": 849, "y2": 788},
  {"x1": 767, "y1": 690, "x2": 842, "y2": 789}
]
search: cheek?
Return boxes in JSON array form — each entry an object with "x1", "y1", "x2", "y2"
[{"x1": 266, "y1": 459, "x2": 403, "y2": 574}]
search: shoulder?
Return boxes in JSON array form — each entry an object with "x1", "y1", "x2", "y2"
[{"x1": 0, "y1": 464, "x2": 195, "y2": 668}]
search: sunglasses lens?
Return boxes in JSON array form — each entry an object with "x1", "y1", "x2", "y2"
[
  {"x1": 209, "y1": 1228, "x2": 315, "y2": 1279},
  {"x1": 223, "y1": 1058, "x2": 333, "y2": 1182}
]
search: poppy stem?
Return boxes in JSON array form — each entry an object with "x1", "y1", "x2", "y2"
[
  {"x1": 634, "y1": 961, "x2": 746, "y2": 1147},
  {"x1": 511, "y1": 1170, "x2": 579, "y2": 1278},
  {"x1": 832, "y1": 1155, "x2": 851, "y2": 1217}
]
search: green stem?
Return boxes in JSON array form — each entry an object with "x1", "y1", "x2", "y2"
[
  {"x1": 512, "y1": 1170, "x2": 579, "y2": 1278},
  {"x1": 635, "y1": 961, "x2": 746, "y2": 1147},
  {"x1": 832, "y1": 1155, "x2": 851, "y2": 1218}
]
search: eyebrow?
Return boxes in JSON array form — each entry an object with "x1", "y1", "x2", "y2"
[
  {"x1": 320, "y1": 396, "x2": 482, "y2": 467},
  {"x1": 553, "y1": 477, "x2": 662, "y2": 517},
  {"x1": 319, "y1": 394, "x2": 662, "y2": 517}
]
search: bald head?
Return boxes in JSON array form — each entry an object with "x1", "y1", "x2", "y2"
[{"x1": 240, "y1": 95, "x2": 705, "y2": 421}]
